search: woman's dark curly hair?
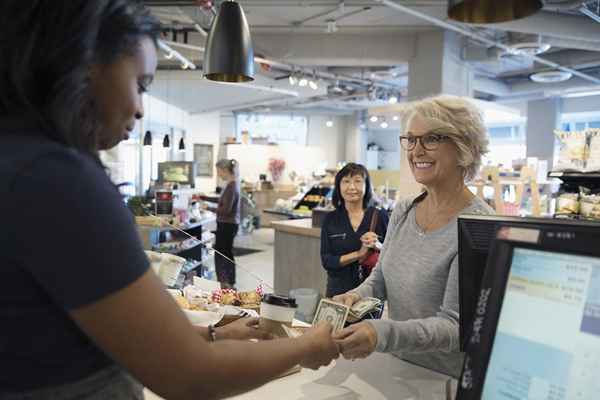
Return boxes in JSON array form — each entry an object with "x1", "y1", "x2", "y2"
[
  {"x1": 0, "y1": 0, "x2": 161, "y2": 155},
  {"x1": 331, "y1": 163, "x2": 373, "y2": 210}
]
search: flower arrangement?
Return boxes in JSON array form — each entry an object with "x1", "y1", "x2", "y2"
[{"x1": 268, "y1": 158, "x2": 286, "y2": 182}]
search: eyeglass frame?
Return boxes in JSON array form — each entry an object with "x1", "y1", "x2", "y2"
[{"x1": 398, "y1": 132, "x2": 452, "y2": 151}]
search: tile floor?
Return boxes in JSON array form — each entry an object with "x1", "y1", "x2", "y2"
[{"x1": 229, "y1": 228, "x2": 276, "y2": 292}]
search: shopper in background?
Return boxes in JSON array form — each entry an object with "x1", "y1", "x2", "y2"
[
  {"x1": 332, "y1": 95, "x2": 494, "y2": 378},
  {"x1": 204, "y1": 158, "x2": 241, "y2": 288},
  {"x1": 320, "y1": 163, "x2": 389, "y2": 297},
  {"x1": 0, "y1": 1, "x2": 338, "y2": 399}
]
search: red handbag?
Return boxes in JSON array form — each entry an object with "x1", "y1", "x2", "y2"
[{"x1": 359, "y1": 208, "x2": 380, "y2": 272}]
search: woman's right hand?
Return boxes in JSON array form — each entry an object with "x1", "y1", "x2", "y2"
[
  {"x1": 332, "y1": 291, "x2": 361, "y2": 308},
  {"x1": 298, "y1": 322, "x2": 340, "y2": 369},
  {"x1": 357, "y1": 244, "x2": 370, "y2": 260}
]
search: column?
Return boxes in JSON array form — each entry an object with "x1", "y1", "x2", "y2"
[{"x1": 526, "y1": 98, "x2": 560, "y2": 168}]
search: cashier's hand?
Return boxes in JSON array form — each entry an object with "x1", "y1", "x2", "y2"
[
  {"x1": 332, "y1": 291, "x2": 361, "y2": 308},
  {"x1": 298, "y1": 322, "x2": 340, "y2": 370},
  {"x1": 332, "y1": 322, "x2": 377, "y2": 360},
  {"x1": 360, "y1": 232, "x2": 379, "y2": 248},
  {"x1": 216, "y1": 317, "x2": 273, "y2": 341}
]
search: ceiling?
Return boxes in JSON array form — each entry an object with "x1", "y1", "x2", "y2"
[{"x1": 143, "y1": 0, "x2": 600, "y2": 115}]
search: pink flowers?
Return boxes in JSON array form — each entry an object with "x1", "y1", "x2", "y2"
[{"x1": 268, "y1": 158, "x2": 286, "y2": 182}]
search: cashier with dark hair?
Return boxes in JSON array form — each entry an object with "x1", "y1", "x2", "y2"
[{"x1": 320, "y1": 163, "x2": 389, "y2": 297}]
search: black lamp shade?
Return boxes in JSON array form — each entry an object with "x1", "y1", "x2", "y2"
[
  {"x1": 163, "y1": 134, "x2": 170, "y2": 148},
  {"x1": 178, "y1": 137, "x2": 185, "y2": 151},
  {"x1": 143, "y1": 130, "x2": 152, "y2": 146},
  {"x1": 203, "y1": 1, "x2": 254, "y2": 82},
  {"x1": 448, "y1": 0, "x2": 543, "y2": 23}
]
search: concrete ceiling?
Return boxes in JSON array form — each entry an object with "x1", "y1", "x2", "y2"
[{"x1": 145, "y1": 0, "x2": 600, "y2": 114}]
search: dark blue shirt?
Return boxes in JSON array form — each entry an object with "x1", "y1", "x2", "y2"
[
  {"x1": 0, "y1": 119, "x2": 149, "y2": 392},
  {"x1": 320, "y1": 206, "x2": 389, "y2": 297}
]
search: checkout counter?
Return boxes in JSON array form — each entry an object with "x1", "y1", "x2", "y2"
[{"x1": 145, "y1": 351, "x2": 455, "y2": 400}]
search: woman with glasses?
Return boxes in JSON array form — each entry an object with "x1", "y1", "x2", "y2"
[
  {"x1": 320, "y1": 163, "x2": 389, "y2": 298},
  {"x1": 331, "y1": 95, "x2": 493, "y2": 378}
]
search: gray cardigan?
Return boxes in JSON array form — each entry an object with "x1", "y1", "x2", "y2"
[{"x1": 354, "y1": 194, "x2": 494, "y2": 377}]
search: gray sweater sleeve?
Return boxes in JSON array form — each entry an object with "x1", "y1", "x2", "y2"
[{"x1": 370, "y1": 255, "x2": 460, "y2": 354}]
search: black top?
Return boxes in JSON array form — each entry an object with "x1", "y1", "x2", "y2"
[
  {"x1": 320, "y1": 206, "x2": 389, "y2": 297},
  {"x1": 0, "y1": 119, "x2": 149, "y2": 392}
]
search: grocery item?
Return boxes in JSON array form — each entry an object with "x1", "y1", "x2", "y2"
[
  {"x1": 554, "y1": 130, "x2": 587, "y2": 172},
  {"x1": 580, "y1": 193, "x2": 600, "y2": 220},
  {"x1": 585, "y1": 129, "x2": 600, "y2": 172},
  {"x1": 555, "y1": 192, "x2": 580, "y2": 215}
]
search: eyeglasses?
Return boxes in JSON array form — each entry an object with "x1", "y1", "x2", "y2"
[{"x1": 399, "y1": 133, "x2": 450, "y2": 151}]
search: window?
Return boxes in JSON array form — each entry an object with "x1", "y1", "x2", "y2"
[
  {"x1": 236, "y1": 114, "x2": 308, "y2": 145},
  {"x1": 484, "y1": 124, "x2": 526, "y2": 167}
]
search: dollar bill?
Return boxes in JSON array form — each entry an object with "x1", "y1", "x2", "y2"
[
  {"x1": 312, "y1": 299, "x2": 350, "y2": 332},
  {"x1": 348, "y1": 297, "x2": 382, "y2": 321}
]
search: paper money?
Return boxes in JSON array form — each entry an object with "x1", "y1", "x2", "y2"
[
  {"x1": 347, "y1": 297, "x2": 382, "y2": 322},
  {"x1": 312, "y1": 299, "x2": 350, "y2": 332}
]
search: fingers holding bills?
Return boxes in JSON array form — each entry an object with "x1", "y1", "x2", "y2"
[{"x1": 312, "y1": 299, "x2": 350, "y2": 333}]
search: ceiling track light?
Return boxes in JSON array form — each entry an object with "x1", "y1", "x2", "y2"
[
  {"x1": 299, "y1": 76, "x2": 308, "y2": 87},
  {"x1": 388, "y1": 94, "x2": 398, "y2": 104}
]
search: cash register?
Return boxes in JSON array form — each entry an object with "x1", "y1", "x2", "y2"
[{"x1": 457, "y1": 219, "x2": 600, "y2": 400}]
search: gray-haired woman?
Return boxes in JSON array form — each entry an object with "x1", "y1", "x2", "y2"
[{"x1": 332, "y1": 95, "x2": 494, "y2": 378}]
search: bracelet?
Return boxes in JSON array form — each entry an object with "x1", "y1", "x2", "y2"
[{"x1": 207, "y1": 324, "x2": 217, "y2": 342}]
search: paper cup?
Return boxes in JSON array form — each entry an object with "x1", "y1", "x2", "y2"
[{"x1": 259, "y1": 294, "x2": 297, "y2": 337}]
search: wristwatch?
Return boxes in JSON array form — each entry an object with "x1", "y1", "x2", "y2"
[{"x1": 208, "y1": 324, "x2": 217, "y2": 342}]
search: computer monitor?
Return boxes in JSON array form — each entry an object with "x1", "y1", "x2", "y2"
[
  {"x1": 458, "y1": 215, "x2": 600, "y2": 351},
  {"x1": 456, "y1": 220, "x2": 600, "y2": 400},
  {"x1": 157, "y1": 161, "x2": 196, "y2": 187}
]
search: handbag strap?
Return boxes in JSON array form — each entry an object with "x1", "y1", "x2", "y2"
[{"x1": 368, "y1": 207, "x2": 379, "y2": 231}]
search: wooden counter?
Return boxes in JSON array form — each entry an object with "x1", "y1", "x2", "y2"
[
  {"x1": 272, "y1": 219, "x2": 327, "y2": 297},
  {"x1": 271, "y1": 218, "x2": 321, "y2": 238}
]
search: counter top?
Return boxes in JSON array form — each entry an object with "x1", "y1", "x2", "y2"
[
  {"x1": 145, "y1": 352, "x2": 455, "y2": 400},
  {"x1": 271, "y1": 218, "x2": 321, "y2": 238}
]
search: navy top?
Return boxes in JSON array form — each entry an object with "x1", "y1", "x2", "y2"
[
  {"x1": 320, "y1": 206, "x2": 389, "y2": 297},
  {"x1": 0, "y1": 118, "x2": 149, "y2": 392}
]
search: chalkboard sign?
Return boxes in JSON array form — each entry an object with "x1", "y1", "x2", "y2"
[{"x1": 194, "y1": 144, "x2": 213, "y2": 177}]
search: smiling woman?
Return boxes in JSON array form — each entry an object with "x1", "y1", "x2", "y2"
[{"x1": 331, "y1": 95, "x2": 494, "y2": 378}]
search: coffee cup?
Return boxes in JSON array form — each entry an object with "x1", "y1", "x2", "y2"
[{"x1": 259, "y1": 294, "x2": 297, "y2": 337}]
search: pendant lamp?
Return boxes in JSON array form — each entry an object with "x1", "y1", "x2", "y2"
[
  {"x1": 448, "y1": 0, "x2": 543, "y2": 23},
  {"x1": 203, "y1": 1, "x2": 254, "y2": 82},
  {"x1": 178, "y1": 137, "x2": 185, "y2": 151},
  {"x1": 163, "y1": 134, "x2": 170, "y2": 148},
  {"x1": 143, "y1": 130, "x2": 152, "y2": 146}
]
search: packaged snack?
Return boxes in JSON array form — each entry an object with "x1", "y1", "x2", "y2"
[
  {"x1": 580, "y1": 193, "x2": 600, "y2": 220},
  {"x1": 554, "y1": 130, "x2": 587, "y2": 172},
  {"x1": 556, "y1": 192, "x2": 580, "y2": 215},
  {"x1": 585, "y1": 129, "x2": 600, "y2": 172}
]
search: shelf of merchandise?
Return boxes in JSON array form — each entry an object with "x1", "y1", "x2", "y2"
[{"x1": 548, "y1": 171, "x2": 600, "y2": 191}]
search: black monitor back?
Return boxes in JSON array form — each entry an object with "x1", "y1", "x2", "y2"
[{"x1": 457, "y1": 214, "x2": 600, "y2": 351}]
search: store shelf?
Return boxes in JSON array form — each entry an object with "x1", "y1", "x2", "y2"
[{"x1": 548, "y1": 171, "x2": 600, "y2": 180}]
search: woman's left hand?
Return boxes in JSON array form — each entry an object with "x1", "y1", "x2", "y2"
[
  {"x1": 332, "y1": 321, "x2": 378, "y2": 359},
  {"x1": 360, "y1": 232, "x2": 379, "y2": 248},
  {"x1": 216, "y1": 317, "x2": 273, "y2": 341}
]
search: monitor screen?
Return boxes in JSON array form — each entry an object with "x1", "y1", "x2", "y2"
[
  {"x1": 482, "y1": 247, "x2": 600, "y2": 400},
  {"x1": 158, "y1": 162, "x2": 196, "y2": 187}
]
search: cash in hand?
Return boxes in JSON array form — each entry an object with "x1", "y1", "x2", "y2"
[{"x1": 346, "y1": 297, "x2": 382, "y2": 323}]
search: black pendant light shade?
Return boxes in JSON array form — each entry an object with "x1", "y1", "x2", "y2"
[
  {"x1": 143, "y1": 130, "x2": 152, "y2": 146},
  {"x1": 203, "y1": 1, "x2": 254, "y2": 82},
  {"x1": 448, "y1": 0, "x2": 543, "y2": 23},
  {"x1": 163, "y1": 134, "x2": 170, "y2": 148},
  {"x1": 178, "y1": 137, "x2": 185, "y2": 151}
]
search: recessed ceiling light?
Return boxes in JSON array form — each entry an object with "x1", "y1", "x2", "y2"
[
  {"x1": 388, "y1": 96, "x2": 398, "y2": 104},
  {"x1": 393, "y1": 115, "x2": 399, "y2": 121},
  {"x1": 380, "y1": 121, "x2": 388, "y2": 129},
  {"x1": 370, "y1": 116, "x2": 378, "y2": 122},
  {"x1": 530, "y1": 71, "x2": 572, "y2": 83},
  {"x1": 326, "y1": 120, "x2": 334, "y2": 128}
]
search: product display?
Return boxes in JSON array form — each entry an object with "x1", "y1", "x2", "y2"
[
  {"x1": 554, "y1": 130, "x2": 587, "y2": 172},
  {"x1": 586, "y1": 129, "x2": 600, "y2": 172},
  {"x1": 555, "y1": 192, "x2": 580, "y2": 215}
]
